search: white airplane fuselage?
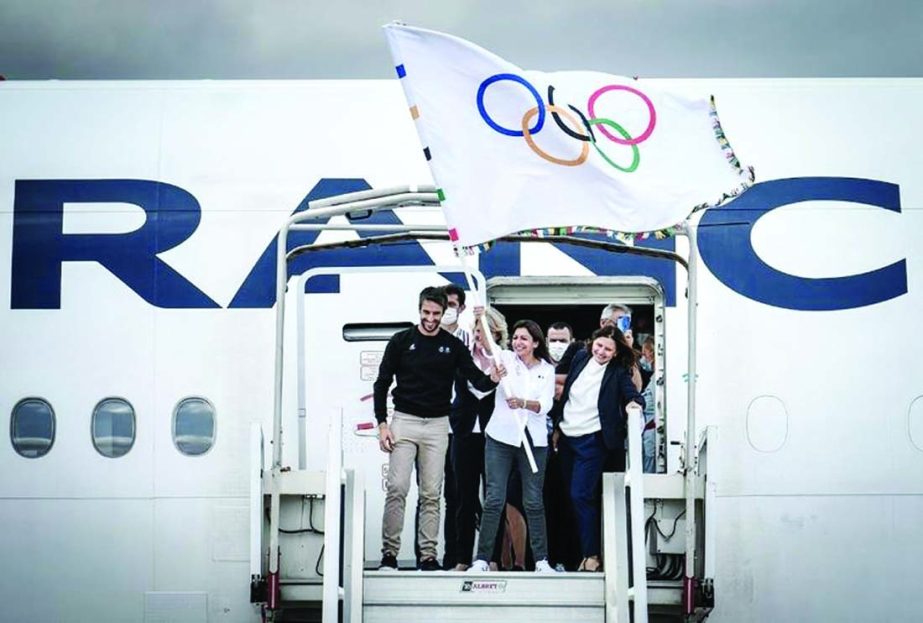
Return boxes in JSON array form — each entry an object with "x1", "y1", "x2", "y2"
[{"x1": 1, "y1": 78, "x2": 921, "y2": 622}]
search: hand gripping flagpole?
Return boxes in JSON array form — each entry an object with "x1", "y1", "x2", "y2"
[{"x1": 457, "y1": 251, "x2": 538, "y2": 474}]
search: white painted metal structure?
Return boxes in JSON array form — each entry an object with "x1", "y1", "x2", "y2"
[{"x1": 256, "y1": 185, "x2": 705, "y2": 621}]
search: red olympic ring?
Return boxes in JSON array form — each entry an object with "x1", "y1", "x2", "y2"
[{"x1": 587, "y1": 85, "x2": 657, "y2": 146}]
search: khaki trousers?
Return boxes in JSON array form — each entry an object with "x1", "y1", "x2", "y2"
[{"x1": 381, "y1": 412, "x2": 450, "y2": 561}]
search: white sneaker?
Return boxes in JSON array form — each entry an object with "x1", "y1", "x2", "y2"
[
  {"x1": 467, "y1": 559, "x2": 490, "y2": 573},
  {"x1": 534, "y1": 559, "x2": 557, "y2": 573}
]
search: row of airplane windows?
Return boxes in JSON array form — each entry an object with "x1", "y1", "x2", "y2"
[{"x1": 9, "y1": 396, "x2": 216, "y2": 459}]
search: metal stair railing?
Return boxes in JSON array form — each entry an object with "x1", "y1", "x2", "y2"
[{"x1": 603, "y1": 403, "x2": 648, "y2": 623}]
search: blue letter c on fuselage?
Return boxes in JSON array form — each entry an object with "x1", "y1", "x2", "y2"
[{"x1": 698, "y1": 177, "x2": 907, "y2": 311}]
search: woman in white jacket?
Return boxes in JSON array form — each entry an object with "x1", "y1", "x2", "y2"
[{"x1": 468, "y1": 319, "x2": 557, "y2": 573}]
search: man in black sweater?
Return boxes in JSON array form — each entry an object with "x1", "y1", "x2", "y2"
[{"x1": 375, "y1": 286, "x2": 502, "y2": 571}]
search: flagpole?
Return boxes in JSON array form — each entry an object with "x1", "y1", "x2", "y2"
[
  {"x1": 384, "y1": 24, "x2": 536, "y2": 473},
  {"x1": 457, "y1": 252, "x2": 538, "y2": 474}
]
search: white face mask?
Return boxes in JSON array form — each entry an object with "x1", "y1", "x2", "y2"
[
  {"x1": 548, "y1": 341, "x2": 569, "y2": 362},
  {"x1": 441, "y1": 307, "x2": 458, "y2": 326}
]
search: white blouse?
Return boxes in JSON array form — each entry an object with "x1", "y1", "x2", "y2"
[
  {"x1": 560, "y1": 358, "x2": 607, "y2": 437},
  {"x1": 484, "y1": 349, "x2": 555, "y2": 448}
]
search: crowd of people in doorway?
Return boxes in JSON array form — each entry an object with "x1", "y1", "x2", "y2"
[{"x1": 373, "y1": 285, "x2": 659, "y2": 573}]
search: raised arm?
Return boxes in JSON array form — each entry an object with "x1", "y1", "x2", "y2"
[{"x1": 457, "y1": 340, "x2": 499, "y2": 392}]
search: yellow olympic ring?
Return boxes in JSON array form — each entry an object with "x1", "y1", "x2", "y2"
[{"x1": 521, "y1": 105, "x2": 589, "y2": 167}]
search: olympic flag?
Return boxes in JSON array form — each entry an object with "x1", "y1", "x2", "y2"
[{"x1": 383, "y1": 23, "x2": 754, "y2": 252}]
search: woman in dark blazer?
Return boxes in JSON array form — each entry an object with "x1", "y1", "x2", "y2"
[{"x1": 550, "y1": 325, "x2": 644, "y2": 572}]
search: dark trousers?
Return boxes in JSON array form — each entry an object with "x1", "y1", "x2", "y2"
[
  {"x1": 559, "y1": 431, "x2": 608, "y2": 558},
  {"x1": 450, "y1": 431, "x2": 485, "y2": 564},
  {"x1": 442, "y1": 434, "x2": 458, "y2": 567},
  {"x1": 545, "y1": 436, "x2": 581, "y2": 569}
]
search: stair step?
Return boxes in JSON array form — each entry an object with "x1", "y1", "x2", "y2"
[{"x1": 364, "y1": 570, "x2": 604, "y2": 607}]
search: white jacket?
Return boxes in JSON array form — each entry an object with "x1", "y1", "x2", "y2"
[{"x1": 484, "y1": 350, "x2": 555, "y2": 448}]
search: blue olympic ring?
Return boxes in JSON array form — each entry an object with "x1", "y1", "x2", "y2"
[{"x1": 476, "y1": 73, "x2": 545, "y2": 137}]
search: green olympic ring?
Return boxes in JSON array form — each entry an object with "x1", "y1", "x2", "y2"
[{"x1": 587, "y1": 118, "x2": 640, "y2": 173}]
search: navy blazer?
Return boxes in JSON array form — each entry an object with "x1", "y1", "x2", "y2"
[{"x1": 550, "y1": 347, "x2": 644, "y2": 451}]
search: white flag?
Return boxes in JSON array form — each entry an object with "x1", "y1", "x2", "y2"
[{"x1": 383, "y1": 23, "x2": 754, "y2": 252}]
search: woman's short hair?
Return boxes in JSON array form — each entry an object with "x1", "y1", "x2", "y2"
[{"x1": 483, "y1": 307, "x2": 509, "y2": 348}]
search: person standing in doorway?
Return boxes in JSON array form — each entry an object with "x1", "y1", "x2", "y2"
[
  {"x1": 450, "y1": 307, "x2": 508, "y2": 570},
  {"x1": 640, "y1": 336, "x2": 657, "y2": 473},
  {"x1": 436, "y1": 283, "x2": 471, "y2": 568},
  {"x1": 375, "y1": 287, "x2": 503, "y2": 571},
  {"x1": 551, "y1": 325, "x2": 644, "y2": 572},
  {"x1": 468, "y1": 320, "x2": 557, "y2": 573}
]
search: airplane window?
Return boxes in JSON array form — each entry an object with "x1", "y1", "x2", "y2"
[
  {"x1": 92, "y1": 398, "x2": 136, "y2": 458},
  {"x1": 173, "y1": 397, "x2": 216, "y2": 456},
  {"x1": 342, "y1": 322, "x2": 414, "y2": 342},
  {"x1": 10, "y1": 398, "x2": 55, "y2": 458}
]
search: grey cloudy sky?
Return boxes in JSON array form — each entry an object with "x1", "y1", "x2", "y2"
[{"x1": 1, "y1": 0, "x2": 920, "y2": 80}]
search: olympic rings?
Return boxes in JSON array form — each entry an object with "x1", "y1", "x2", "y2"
[
  {"x1": 477, "y1": 73, "x2": 545, "y2": 137},
  {"x1": 476, "y1": 73, "x2": 656, "y2": 173},
  {"x1": 522, "y1": 105, "x2": 590, "y2": 167},
  {"x1": 587, "y1": 85, "x2": 656, "y2": 145}
]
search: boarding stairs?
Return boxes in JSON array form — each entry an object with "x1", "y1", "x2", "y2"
[
  {"x1": 253, "y1": 186, "x2": 714, "y2": 621},
  {"x1": 252, "y1": 406, "x2": 709, "y2": 622}
]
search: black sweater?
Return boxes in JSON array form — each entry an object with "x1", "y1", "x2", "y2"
[{"x1": 373, "y1": 327, "x2": 497, "y2": 423}]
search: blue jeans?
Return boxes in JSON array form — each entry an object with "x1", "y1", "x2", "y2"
[
  {"x1": 560, "y1": 431, "x2": 607, "y2": 558},
  {"x1": 642, "y1": 428, "x2": 656, "y2": 473},
  {"x1": 475, "y1": 436, "x2": 548, "y2": 562}
]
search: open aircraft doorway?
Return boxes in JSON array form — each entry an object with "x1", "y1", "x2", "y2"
[{"x1": 487, "y1": 276, "x2": 668, "y2": 475}]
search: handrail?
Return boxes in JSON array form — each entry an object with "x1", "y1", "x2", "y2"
[
  {"x1": 322, "y1": 410, "x2": 343, "y2": 623},
  {"x1": 345, "y1": 468, "x2": 365, "y2": 623},
  {"x1": 625, "y1": 403, "x2": 649, "y2": 622},
  {"x1": 683, "y1": 223, "x2": 699, "y2": 613}
]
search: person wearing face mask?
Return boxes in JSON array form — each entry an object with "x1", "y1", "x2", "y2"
[
  {"x1": 429, "y1": 283, "x2": 470, "y2": 569},
  {"x1": 550, "y1": 325, "x2": 644, "y2": 572},
  {"x1": 440, "y1": 283, "x2": 471, "y2": 346},
  {"x1": 546, "y1": 322, "x2": 574, "y2": 364},
  {"x1": 544, "y1": 320, "x2": 578, "y2": 570},
  {"x1": 547, "y1": 321, "x2": 573, "y2": 400}
]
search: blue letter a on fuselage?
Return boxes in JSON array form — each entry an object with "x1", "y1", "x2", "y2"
[{"x1": 229, "y1": 179, "x2": 435, "y2": 308}]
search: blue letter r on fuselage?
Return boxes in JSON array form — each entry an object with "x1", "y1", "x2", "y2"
[{"x1": 11, "y1": 179, "x2": 219, "y2": 309}]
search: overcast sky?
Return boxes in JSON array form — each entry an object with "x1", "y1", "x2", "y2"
[{"x1": 1, "y1": 0, "x2": 920, "y2": 80}]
